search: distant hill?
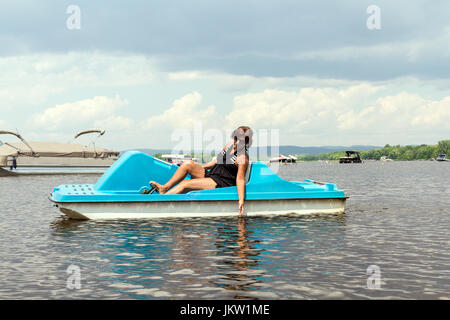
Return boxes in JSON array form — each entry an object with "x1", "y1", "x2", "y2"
[
  {"x1": 121, "y1": 145, "x2": 382, "y2": 156},
  {"x1": 273, "y1": 145, "x2": 382, "y2": 155}
]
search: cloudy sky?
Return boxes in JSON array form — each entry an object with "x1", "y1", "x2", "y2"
[{"x1": 0, "y1": 0, "x2": 449, "y2": 151}]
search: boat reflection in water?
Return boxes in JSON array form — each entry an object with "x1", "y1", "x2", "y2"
[{"x1": 50, "y1": 214, "x2": 346, "y2": 299}]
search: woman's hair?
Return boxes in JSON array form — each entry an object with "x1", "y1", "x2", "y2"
[{"x1": 231, "y1": 126, "x2": 253, "y2": 150}]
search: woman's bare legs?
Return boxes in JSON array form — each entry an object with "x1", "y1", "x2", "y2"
[
  {"x1": 150, "y1": 160, "x2": 206, "y2": 194},
  {"x1": 165, "y1": 177, "x2": 217, "y2": 194}
]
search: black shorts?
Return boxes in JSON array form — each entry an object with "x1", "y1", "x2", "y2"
[{"x1": 204, "y1": 164, "x2": 237, "y2": 188}]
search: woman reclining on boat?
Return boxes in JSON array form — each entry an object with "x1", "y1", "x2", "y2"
[{"x1": 149, "y1": 126, "x2": 253, "y2": 216}]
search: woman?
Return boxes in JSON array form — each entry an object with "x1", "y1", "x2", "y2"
[{"x1": 149, "y1": 126, "x2": 253, "y2": 216}]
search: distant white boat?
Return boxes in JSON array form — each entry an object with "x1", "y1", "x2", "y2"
[
  {"x1": 269, "y1": 154, "x2": 296, "y2": 163},
  {"x1": 287, "y1": 155, "x2": 297, "y2": 163},
  {"x1": 160, "y1": 154, "x2": 198, "y2": 166},
  {"x1": 0, "y1": 129, "x2": 119, "y2": 176},
  {"x1": 380, "y1": 156, "x2": 393, "y2": 162},
  {"x1": 436, "y1": 154, "x2": 448, "y2": 162}
]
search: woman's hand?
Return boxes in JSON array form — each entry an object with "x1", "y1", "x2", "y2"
[
  {"x1": 236, "y1": 153, "x2": 249, "y2": 217},
  {"x1": 238, "y1": 200, "x2": 245, "y2": 216}
]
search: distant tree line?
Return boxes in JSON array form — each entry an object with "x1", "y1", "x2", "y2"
[{"x1": 296, "y1": 140, "x2": 450, "y2": 161}]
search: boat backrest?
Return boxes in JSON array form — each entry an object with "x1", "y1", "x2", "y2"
[{"x1": 94, "y1": 151, "x2": 179, "y2": 192}]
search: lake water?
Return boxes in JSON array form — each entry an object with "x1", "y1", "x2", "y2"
[{"x1": 0, "y1": 161, "x2": 449, "y2": 299}]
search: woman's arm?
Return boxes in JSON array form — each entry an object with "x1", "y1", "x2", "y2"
[
  {"x1": 236, "y1": 155, "x2": 249, "y2": 216},
  {"x1": 203, "y1": 142, "x2": 233, "y2": 169},
  {"x1": 202, "y1": 157, "x2": 217, "y2": 170}
]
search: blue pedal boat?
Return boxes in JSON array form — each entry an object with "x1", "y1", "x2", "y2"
[{"x1": 50, "y1": 151, "x2": 347, "y2": 220}]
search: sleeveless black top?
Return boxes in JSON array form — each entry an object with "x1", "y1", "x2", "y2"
[{"x1": 204, "y1": 144, "x2": 247, "y2": 188}]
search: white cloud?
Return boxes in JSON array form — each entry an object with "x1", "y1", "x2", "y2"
[
  {"x1": 29, "y1": 95, "x2": 130, "y2": 131},
  {"x1": 94, "y1": 115, "x2": 133, "y2": 131},
  {"x1": 339, "y1": 92, "x2": 450, "y2": 133},
  {"x1": 0, "y1": 52, "x2": 158, "y2": 107},
  {"x1": 166, "y1": 70, "x2": 361, "y2": 93},
  {"x1": 142, "y1": 91, "x2": 218, "y2": 130},
  {"x1": 1, "y1": 51, "x2": 449, "y2": 148},
  {"x1": 337, "y1": 106, "x2": 376, "y2": 131},
  {"x1": 0, "y1": 84, "x2": 64, "y2": 107},
  {"x1": 226, "y1": 84, "x2": 383, "y2": 131},
  {"x1": 411, "y1": 97, "x2": 450, "y2": 127},
  {"x1": 225, "y1": 85, "x2": 450, "y2": 145},
  {"x1": 167, "y1": 71, "x2": 205, "y2": 81}
]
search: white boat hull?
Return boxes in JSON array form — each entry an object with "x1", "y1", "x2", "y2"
[
  {"x1": 1, "y1": 166, "x2": 107, "y2": 176},
  {"x1": 56, "y1": 198, "x2": 346, "y2": 220}
]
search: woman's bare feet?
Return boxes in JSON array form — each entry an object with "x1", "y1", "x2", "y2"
[{"x1": 149, "y1": 181, "x2": 169, "y2": 194}]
